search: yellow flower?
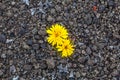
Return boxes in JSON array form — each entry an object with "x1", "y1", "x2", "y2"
[
  {"x1": 46, "y1": 24, "x2": 68, "y2": 46},
  {"x1": 57, "y1": 40, "x2": 74, "y2": 58}
]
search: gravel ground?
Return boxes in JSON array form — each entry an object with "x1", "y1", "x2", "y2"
[{"x1": 0, "y1": 0, "x2": 120, "y2": 80}]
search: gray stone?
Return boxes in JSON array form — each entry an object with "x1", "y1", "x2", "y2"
[
  {"x1": 18, "y1": 27, "x2": 26, "y2": 36},
  {"x1": 0, "y1": 70, "x2": 3, "y2": 76},
  {"x1": 1, "y1": 53, "x2": 6, "y2": 58},
  {"x1": 6, "y1": 39, "x2": 14, "y2": 43},
  {"x1": 86, "y1": 47, "x2": 92, "y2": 54},
  {"x1": 23, "y1": 42, "x2": 30, "y2": 49},
  {"x1": 23, "y1": 64, "x2": 32, "y2": 71},
  {"x1": 38, "y1": 29, "x2": 46, "y2": 36},
  {"x1": 33, "y1": 63, "x2": 40, "y2": 69},
  {"x1": 0, "y1": 34, "x2": 6, "y2": 43},
  {"x1": 75, "y1": 72, "x2": 80, "y2": 78},
  {"x1": 11, "y1": 1, "x2": 16, "y2": 5},
  {"x1": 39, "y1": 61, "x2": 47, "y2": 69},
  {"x1": 12, "y1": 76, "x2": 19, "y2": 80},
  {"x1": 46, "y1": 59, "x2": 55, "y2": 69},
  {"x1": 32, "y1": 28, "x2": 38, "y2": 35},
  {"x1": 85, "y1": 14, "x2": 92, "y2": 25},
  {"x1": 87, "y1": 59, "x2": 95, "y2": 66},
  {"x1": 99, "y1": 5, "x2": 105, "y2": 12},
  {"x1": 32, "y1": 44, "x2": 39, "y2": 50},
  {"x1": 26, "y1": 39, "x2": 33, "y2": 46},
  {"x1": 47, "y1": 15, "x2": 53, "y2": 22},
  {"x1": 10, "y1": 65, "x2": 16, "y2": 73}
]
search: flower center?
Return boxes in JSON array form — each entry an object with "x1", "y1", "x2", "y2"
[
  {"x1": 64, "y1": 45, "x2": 68, "y2": 49},
  {"x1": 55, "y1": 32, "x2": 59, "y2": 37}
]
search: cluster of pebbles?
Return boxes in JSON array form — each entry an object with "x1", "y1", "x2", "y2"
[{"x1": 0, "y1": 0, "x2": 120, "y2": 80}]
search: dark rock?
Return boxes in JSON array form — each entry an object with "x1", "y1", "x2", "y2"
[
  {"x1": 69, "y1": 77, "x2": 75, "y2": 80},
  {"x1": 107, "y1": 0, "x2": 115, "y2": 8},
  {"x1": 92, "y1": 2, "x2": 97, "y2": 6},
  {"x1": 34, "y1": 35, "x2": 40, "y2": 40},
  {"x1": 35, "y1": 53, "x2": 45, "y2": 60},
  {"x1": 9, "y1": 32, "x2": 15, "y2": 37},
  {"x1": 18, "y1": 27, "x2": 27, "y2": 37},
  {"x1": 39, "y1": 60, "x2": 47, "y2": 70},
  {"x1": 61, "y1": 72, "x2": 67, "y2": 78}
]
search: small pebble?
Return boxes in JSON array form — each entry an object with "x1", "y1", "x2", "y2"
[
  {"x1": 32, "y1": 44, "x2": 39, "y2": 50},
  {"x1": 47, "y1": 15, "x2": 53, "y2": 22},
  {"x1": 86, "y1": 47, "x2": 92, "y2": 54},
  {"x1": 13, "y1": 76, "x2": 19, "y2": 80},
  {"x1": 75, "y1": 72, "x2": 80, "y2": 78},
  {"x1": 23, "y1": 42, "x2": 30, "y2": 49},
  {"x1": 0, "y1": 34, "x2": 6, "y2": 43},
  {"x1": 22, "y1": 0, "x2": 29, "y2": 5},
  {"x1": 10, "y1": 65, "x2": 16, "y2": 73},
  {"x1": 26, "y1": 39, "x2": 33, "y2": 46},
  {"x1": 1, "y1": 53, "x2": 6, "y2": 58},
  {"x1": 9, "y1": 32, "x2": 15, "y2": 37},
  {"x1": 23, "y1": 64, "x2": 32, "y2": 71},
  {"x1": 99, "y1": 5, "x2": 106, "y2": 12},
  {"x1": 0, "y1": 70, "x2": 3, "y2": 76},
  {"x1": 18, "y1": 27, "x2": 26, "y2": 37},
  {"x1": 85, "y1": 14, "x2": 92, "y2": 25},
  {"x1": 46, "y1": 59, "x2": 55, "y2": 69},
  {"x1": 6, "y1": 39, "x2": 14, "y2": 43}
]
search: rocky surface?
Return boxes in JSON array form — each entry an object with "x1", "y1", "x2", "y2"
[{"x1": 0, "y1": 0, "x2": 120, "y2": 80}]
